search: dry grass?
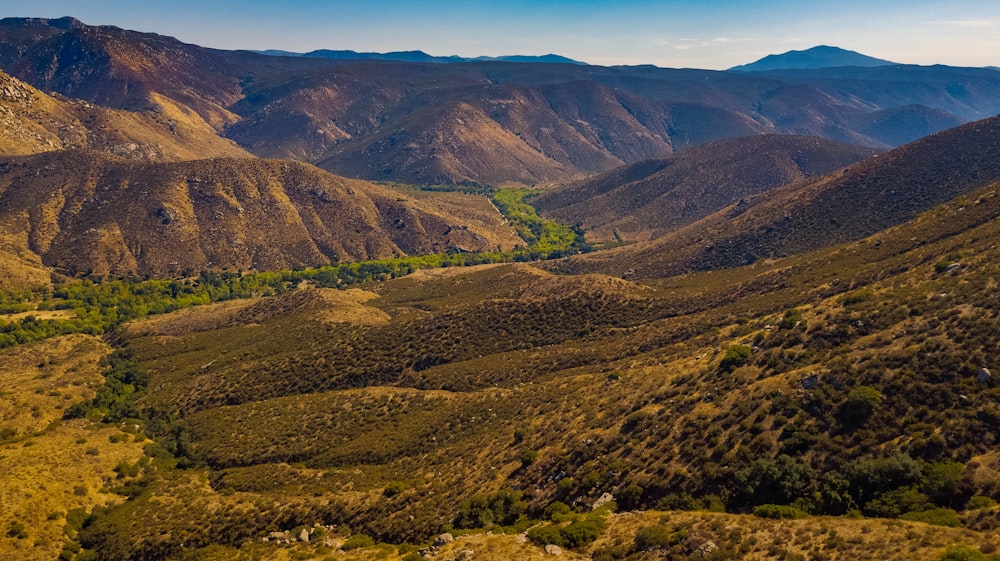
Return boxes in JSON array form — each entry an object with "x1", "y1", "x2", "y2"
[
  {"x1": 0, "y1": 335, "x2": 146, "y2": 561},
  {"x1": 596, "y1": 510, "x2": 999, "y2": 561},
  {"x1": 0, "y1": 335, "x2": 110, "y2": 436}
]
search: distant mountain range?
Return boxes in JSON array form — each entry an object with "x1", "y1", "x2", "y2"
[
  {"x1": 1, "y1": 17, "x2": 999, "y2": 186},
  {"x1": 729, "y1": 45, "x2": 897, "y2": 72},
  {"x1": 255, "y1": 49, "x2": 584, "y2": 65}
]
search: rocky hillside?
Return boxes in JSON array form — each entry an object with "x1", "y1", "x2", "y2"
[
  {"x1": 534, "y1": 135, "x2": 882, "y2": 241},
  {"x1": 0, "y1": 150, "x2": 521, "y2": 278},
  {"x1": 0, "y1": 69, "x2": 251, "y2": 160}
]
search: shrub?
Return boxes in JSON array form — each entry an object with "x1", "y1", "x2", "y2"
[
  {"x1": 341, "y1": 534, "x2": 375, "y2": 550},
  {"x1": 967, "y1": 495, "x2": 998, "y2": 510},
  {"x1": 559, "y1": 515, "x2": 606, "y2": 548},
  {"x1": 901, "y1": 508, "x2": 963, "y2": 527},
  {"x1": 719, "y1": 345, "x2": 752, "y2": 373},
  {"x1": 543, "y1": 501, "x2": 572, "y2": 521},
  {"x1": 454, "y1": 489, "x2": 526, "y2": 528},
  {"x1": 753, "y1": 504, "x2": 808, "y2": 519},
  {"x1": 634, "y1": 525, "x2": 671, "y2": 551},
  {"x1": 939, "y1": 546, "x2": 997, "y2": 561},
  {"x1": 527, "y1": 524, "x2": 565, "y2": 547},
  {"x1": 383, "y1": 481, "x2": 406, "y2": 497},
  {"x1": 519, "y1": 449, "x2": 538, "y2": 466},
  {"x1": 840, "y1": 386, "x2": 883, "y2": 428},
  {"x1": 527, "y1": 511, "x2": 607, "y2": 550},
  {"x1": 6, "y1": 521, "x2": 28, "y2": 539},
  {"x1": 779, "y1": 309, "x2": 802, "y2": 330}
]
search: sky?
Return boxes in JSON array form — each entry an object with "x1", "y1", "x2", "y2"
[{"x1": 3, "y1": 0, "x2": 999, "y2": 69}]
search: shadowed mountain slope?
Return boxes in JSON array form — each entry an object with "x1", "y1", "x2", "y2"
[
  {"x1": 0, "y1": 150, "x2": 520, "y2": 278},
  {"x1": 554, "y1": 115, "x2": 1000, "y2": 278},
  {"x1": 534, "y1": 135, "x2": 882, "y2": 241}
]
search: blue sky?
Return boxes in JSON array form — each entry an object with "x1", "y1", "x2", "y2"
[{"x1": 3, "y1": 0, "x2": 998, "y2": 69}]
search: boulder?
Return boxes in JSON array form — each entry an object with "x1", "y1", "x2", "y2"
[
  {"x1": 433, "y1": 533, "x2": 455, "y2": 547},
  {"x1": 801, "y1": 374, "x2": 819, "y2": 390},
  {"x1": 544, "y1": 544, "x2": 563, "y2": 555},
  {"x1": 979, "y1": 368, "x2": 992, "y2": 384},
  {"x1": 695, "y1": 540, "x2": 717, "y2": 557},
  {"x1": 298, "y1": 528, "x2": 310, "y2": 542},
  {"x1": 592, "y1": 492, "x2": 615, "y2": 510}
]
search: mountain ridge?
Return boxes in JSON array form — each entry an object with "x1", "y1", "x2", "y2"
[
  {"x1": 3, "y1": 18, "x2": 1000, "y2": 185},
  {"x1": 729, "y1": 45, "x2": 898, "y2": 72},
  {"x1": 256, "y1": 48, "x2": 584, "y2": 65}
]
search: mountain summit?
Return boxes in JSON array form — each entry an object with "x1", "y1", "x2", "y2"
[{"x1": 729, "y1": 45, "x2": 897, "y2": 72}]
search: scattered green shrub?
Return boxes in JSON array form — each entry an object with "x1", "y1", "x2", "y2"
[
  {"x1": 341, "y1": 534, "x2": 375, "y2": 550},
  {"x1": 634, "y1": 525, "x2": 671, "y2": 551},
  {"x1": 900, "y1": 508, "x2": 962, "y2": 527},
  {"x1": 752, "y1": 504, "x2": 808, "y2": 519},
  {"x1": 6, "y1": 521, "x2": 28, "y2": 539},
  {"x1": 967, "y1": 495, "x2": 997, "y2": 510},
  {"x1": 719, "y1": 345, "x2": 752, "y2": 373}
]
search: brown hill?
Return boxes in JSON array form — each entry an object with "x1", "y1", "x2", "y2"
[
  {"x1": 4, "y1": 18, "x2": 1000, "y2": 186},
  {"x1": 0, "y1": 69, "x2": 251, "y2": 161},
  {"x1": 0, "y1": 150, "x2": 521, "y2": 278},
  {"x1": 555, "y1": 114, "x2": 1000, "y2": 278},
  {"x1": 534, "y1": 135, "x2": 882, "y2": 241},
  {"x1": 0, "y1": 17, "x2": 242, "y2": 128}
]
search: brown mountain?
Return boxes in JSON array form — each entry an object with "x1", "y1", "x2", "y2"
[
  {"x1": 554, "y1": 114, "x2": 1000, "y2": 278},
  {"x1": 3, "y1": 18, "x2": 1000, "y2": 186},
  {"x1": 0, "y1": 69, "x2": 251, "y2": 161},
  {"x1": 534, "y1": 135, "x2": 882, "y2": 241},
  {"x1": 0, "y1": 150, "x2": 520, "y2": 278}
]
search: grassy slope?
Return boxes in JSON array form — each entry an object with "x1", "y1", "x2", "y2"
[{"x1": 0, "y1": 335, "x2": 146, "y2": 561}]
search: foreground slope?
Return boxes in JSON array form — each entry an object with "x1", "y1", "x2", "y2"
[
  {"x1": 63, "y1": 165, "x2": 1000, "y2": 559},
  {"x1": 0, "y1": 150, "x2": 521, "y2": 278},
  {"x1": 534, "y1": 135, "x2": 882, "y2": 241},
  {"x1": 557, "y1": 114, "x2": 1000, "y2": 278}
]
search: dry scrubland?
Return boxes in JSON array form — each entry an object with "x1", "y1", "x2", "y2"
[
  {"x1": 0, "y1": 335, "x2": 146, "y2": 561},
  {"x1": 53, "y1": 178, "x2": 999, "y2": 560}
]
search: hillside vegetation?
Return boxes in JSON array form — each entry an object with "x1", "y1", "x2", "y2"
[{"x1": 43, "y1": 170, "x2": 1000, "y2": 559}]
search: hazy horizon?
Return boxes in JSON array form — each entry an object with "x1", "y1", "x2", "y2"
[{"x1": 3, "y1": 0, "x2": 999, "y2": 69}]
